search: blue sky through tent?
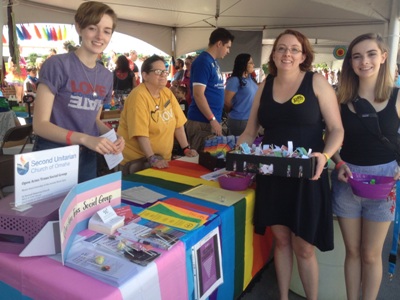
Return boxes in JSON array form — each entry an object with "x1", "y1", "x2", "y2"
[{"x1": 2, "y1": 23, "x2": 168, "y2": 57}]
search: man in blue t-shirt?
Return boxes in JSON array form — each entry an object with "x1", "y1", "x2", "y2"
[{"x1": 186, "y1": 28, "x2": 234, "y2": 151}]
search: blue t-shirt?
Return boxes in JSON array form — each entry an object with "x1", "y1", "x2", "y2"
[
  {"x1": 225, "y1": 76, "x2": 258, "y2": 120},
  {"x1": 39, "y1": 52, "x2": 113, "y2": 136},
  {"x1": 188, "y1": 51, "x2": 224, "y2": 122}
]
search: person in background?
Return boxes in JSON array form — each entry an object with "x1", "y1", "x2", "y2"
[
  {"x1": 6, "y1": 49, "x2": 27, "y2": 102},
  {"x1": 331, "y1": 33, "x2": 400, "y2": 300},
  {"x1": 181, "y1": 55, "x2": 194, "y2": 105},
  {"x1": 113, "y1": 55, "x2": 136, "y2": 106},
  {"x1": 32, "y1": 1, "x2": 124, "y2": 183},
  {"x1": 173, "y1": 58, "x2": 184, "y2": 82},
  {"x1": 48, "y1": 48, "x2": 57, "y2": 58},
  {"x1": 237, "y1": 29, "x2": 344, "y2": 300},
  {"x1": 128, "y1": 50, "x2": 140, "y2": 85},
  {"x1": 169, "y1": 79, "x2": 179, "y2": 95},
  {"x1": 175, "y1": 85, "x2": 188, "y2": 116},
  {"x1": 224, "y1": 53, "x2": 258, "y2": 136},
  {"x1": 23, "y1": 66, "x2": 38, "y2": 95},
  {"x1": 117, "y1": 55, "x2": 197, "y2": 174},
  {"x1": 186, "y1": 28, "x2": 234, "y2": 151}
]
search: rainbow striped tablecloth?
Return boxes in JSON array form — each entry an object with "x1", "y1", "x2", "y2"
[{"x1": 123, "y1": 160, "x2": 273, "y2": 299}]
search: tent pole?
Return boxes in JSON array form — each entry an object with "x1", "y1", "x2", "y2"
[{"x1": 387, "y1": 0, "x2": 399, "y2": 75}]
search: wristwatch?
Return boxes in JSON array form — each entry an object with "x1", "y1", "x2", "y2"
[{"x1": 209, "y1": 116, "x2": 216, "y2": 122}]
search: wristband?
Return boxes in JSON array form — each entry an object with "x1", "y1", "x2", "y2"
[
  {"x1": 208, "y1": 114, "x2": 216, "y2": 122},
  {"x1": 66, "y1": 130, "x2": 74, "y2": 145},
  {"x1": 322, "y1": 152, "x2": 330, "y2": 162},
  {"x1": 335, "y1": 160, "x2": 346, "y2": 170}
]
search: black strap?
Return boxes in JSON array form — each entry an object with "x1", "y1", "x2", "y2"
[{"x1": 352, "y1": 95, "x2": 400, "y2": 161}]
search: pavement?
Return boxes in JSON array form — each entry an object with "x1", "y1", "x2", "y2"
[{"x1": 238, "y1": 222, "x2": 400, "y2": 300}]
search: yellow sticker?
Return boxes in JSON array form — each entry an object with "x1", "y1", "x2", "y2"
[{"x1": 291, "y1": 94, "x2": 305, "y2": 105}]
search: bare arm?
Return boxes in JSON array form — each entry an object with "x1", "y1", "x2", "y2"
[
  {"x1": 193, "y1": 84, "x2": 222, "y2": 135},
  {"x1": 224, "y1": 90, "x2": 235, "y2": 112},
  {"x1": 174, "y1": 126, "x2": 198, "y2": 157},
  {"x1": 312, "y1": 73, "x2": 344, "y2": 180},
  {"x1": 236, "y1": 81, "x2": 264, "y2": 146}
]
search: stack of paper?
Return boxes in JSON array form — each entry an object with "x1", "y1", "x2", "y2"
[{"x1": 121, "y1": 186, "x2": 166, "y2": 205}]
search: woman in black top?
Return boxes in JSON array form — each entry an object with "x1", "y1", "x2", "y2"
[
  {"x1": 331, "y1": 33, "x2": 400, "y2": 300},
  {"x1": 113, "y1": 55, "x2": 136, "y2": 106},
  {"x1": 237, "y1": 29, "x2": 344, "y2": 300}
]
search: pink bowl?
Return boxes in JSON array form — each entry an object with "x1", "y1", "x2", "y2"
[
  {"x1": 348, "y1": 172, "x2": 396, "y2": 199},
  {"x1": 218, "y1": 173, "x2": 253, "y2": 191}
]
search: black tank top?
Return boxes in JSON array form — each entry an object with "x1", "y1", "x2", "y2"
[
  {"x1": 340, "y1": 88, "x2": 400, "y2": 165},
  {"x1": 258, "y1": 71, "x2": 325, "y2": 152}
]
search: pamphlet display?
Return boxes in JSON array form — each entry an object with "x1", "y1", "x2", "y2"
[
  {"x1": 14, "y1": 145, "x2": 79, "y2": 207},
  {"x1": 59, "y1": 172, "x2": 122, "y2": 264}
]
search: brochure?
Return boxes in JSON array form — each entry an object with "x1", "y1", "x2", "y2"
[
  {"x1": 83, "y1": 232, "x2": 161, "y2": 267},
  {"x1": 121, "y1": 185, "x2": 166, "y2": 205},
  {"x1": 192, "y1": 227, "x2": 224, "y2": 300},
  {"x1": 65, "y1": 231, "x2": 141, "y2": 287},
  {"x1": 181, "y1": 184, "x2": 245, "y2": 206},
  {"x1": 117, "y1": 220, "x2": 185, "y2": 250}
]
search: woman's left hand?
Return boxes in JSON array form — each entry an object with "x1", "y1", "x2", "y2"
[
  {"x1": 310, "y1": 152, "x2": 328, "y2": 181},
  {"x1": 114, "y1": 135, "x2": 125, "y2": 153}
]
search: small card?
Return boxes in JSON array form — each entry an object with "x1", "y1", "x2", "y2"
[{"x1": 97, "y1": 205, "x2": 118, "y2": 223}]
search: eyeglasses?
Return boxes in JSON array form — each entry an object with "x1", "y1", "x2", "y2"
[
  {"x1": 275, "y1": 46, "x2": 302, "y2": 55},
  {"x1": 149, "y1": 69, "x2": 169, "y2": 76}
]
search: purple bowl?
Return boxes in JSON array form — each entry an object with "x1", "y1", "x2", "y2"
[
  {"x1": 218, "y1": 173, "x2": 253, "y2": 191},
  {"x1": 348, "y1": 172, "x2": 395, "y2": 199}
]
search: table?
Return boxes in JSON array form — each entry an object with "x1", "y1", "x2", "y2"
[
  {"x1": 0, "y1": 160, "x2": 273, "y2": 299},
  {"x1": 122, "y1": 160, "x2": 273, "y2": 299}
]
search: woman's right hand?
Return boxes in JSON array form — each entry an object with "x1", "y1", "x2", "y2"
[{"x1": 337, "y1": 163, "x2": 352, "y2": 183}]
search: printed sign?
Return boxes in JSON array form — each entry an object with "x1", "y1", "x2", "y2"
[{"x1": 14, "y1": 146, "x2": 79, "y2": 207}]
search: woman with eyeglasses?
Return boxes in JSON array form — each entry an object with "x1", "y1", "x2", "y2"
[
  {"x1": 117, "y1": 55, "x2": 198, "y2": 174},
  {"x1": 224, "y1": 53, "x2": 258, "y2": 136},
  {"x1": 236, "y1": 29, "x2": 344, "y2": 299}
]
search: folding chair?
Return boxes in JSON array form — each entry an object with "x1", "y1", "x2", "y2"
[{"x1": 0, "y1": 124, "x2": 33, "y2": 198}]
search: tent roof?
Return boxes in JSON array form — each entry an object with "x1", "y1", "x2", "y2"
[{"x1": 9, "y1": 0, "x2": 397, "y2": 56}]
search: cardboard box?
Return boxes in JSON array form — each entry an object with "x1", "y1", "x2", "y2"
[{"x1": 226, "y1": 151, "x2": 316, "y2": 179}]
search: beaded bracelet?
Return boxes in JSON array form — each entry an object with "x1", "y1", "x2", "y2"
[
  {"x1": 147, "y1": 155, "x2": 162, "y2": 166},
  {"x1": 335, "y1": 160, "x2": 346, "y2": 170}
]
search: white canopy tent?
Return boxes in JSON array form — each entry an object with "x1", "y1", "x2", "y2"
[{"x1": 2, "y1": 0, "x2": 399, "y2": 70}]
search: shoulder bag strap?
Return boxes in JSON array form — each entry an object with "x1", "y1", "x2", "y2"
[{"x1": 352, "y1": 96, "x2": 400, "y2": 159}]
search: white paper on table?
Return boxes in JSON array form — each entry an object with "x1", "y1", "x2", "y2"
[
  {"x1": 101, "y1": 128, "x2": 123, "y2": 169},
  {"x1": 200, "y1": 168, "x2": 230, "y2": 181}
]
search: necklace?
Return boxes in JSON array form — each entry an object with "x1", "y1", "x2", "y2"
[
  {"x1": 78, "y1": 59, "x2": 98, "y2": 97},
  {"x1": 145, "y1": 84, "x2": 161, "y2": 111}
]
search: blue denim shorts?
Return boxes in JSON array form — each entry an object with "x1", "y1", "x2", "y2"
[{"x1": 331, "y1": 161, "x2": 397, "y2": 222}]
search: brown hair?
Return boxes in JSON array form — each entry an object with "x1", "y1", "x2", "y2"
[
  {"x1": 337, "y1": 33, "x2": 393, "y2": 104},
  {"x1": 75, "y1": 1, "x2": 117, "y2": 32},
  {"x1": 268, "y1": 29, "x2": 314, "y2": 76}
]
